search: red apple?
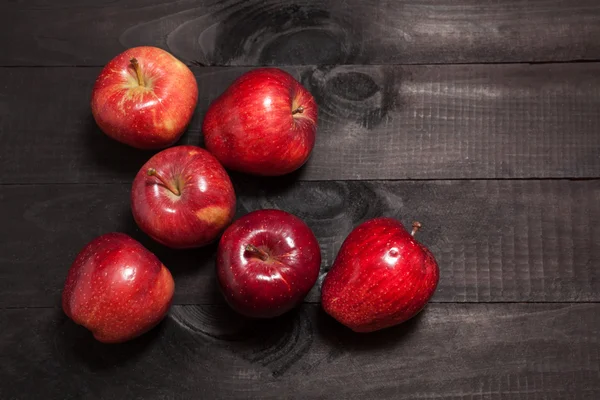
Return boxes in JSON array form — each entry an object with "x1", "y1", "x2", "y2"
[
  {"x1": 91, "y1": 46, "x2": 198, "y2": 149},
  {"x1": 321, "y1": 218, "x2": 439, "y2": 332},
  {"x1": 62, "y1": 232, "x2": 175, "y2": 343},
  {"x1": 131, "y1": 145, "x2": 236, "y2": 249},
  {"x1": 216, "y1": 209, "x2": 321, "y2": 318},
  {"x1": 202, "y1": 68, "x2": 318, "y2": 176}
]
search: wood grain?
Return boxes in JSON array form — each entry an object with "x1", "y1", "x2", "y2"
[
  {"x1": 2, "y1": 1, "x2": 599, "y2": 399},
  {"x1": 2, "y1": 180, "x2": 597, "y2": 308},
  {"x1": 2, "y1": 0, "x2": 600, "y2": 66},
  {"x1": 1, "y1": 303, "x2": 598, "y2": 399},
  {"x1": 2, "y1": 63, "x2": 600, "y2": 183}
]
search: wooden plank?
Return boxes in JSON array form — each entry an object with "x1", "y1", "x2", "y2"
[
  {"x1": 1, "y1": 180, "x2": 598, "y2": 308},
  {"x1": 2, "y1": 0, "x2": 600, "y2": 66},
  {"x1": 1, "y1": 304, "x2": 598, "y2": 399},
  {"x1": 1, "y1": 63, "x2": 600, "y2": 183}
]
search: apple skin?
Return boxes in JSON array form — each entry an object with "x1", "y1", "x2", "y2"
[
  {"x1": 131, "y1": 145, "x2": 236, "y2": 249},
  {"x1": 321, "y1": 217, "x2": 439, "y2": 333},
  {"x1": 216, "y1": 209, "x2": 321, "y2": 318},
  {"x1": 202, "y1": 67, "x2": 318, "y2": 176},
  {"x1": 91, "y1": 46, "x2": 198, "y2": 149},
  {"x1": 62, "y1": 232, "x2": 175, "y2": 343}
]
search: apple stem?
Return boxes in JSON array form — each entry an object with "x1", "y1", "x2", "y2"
[
  {"x1": 245, "y1": 245, "x2": 270, "y2": 261},
  {"x1": 411, "y1": 221, "x2": 422, "y2": 237},
  {"x1": 147, "y1": 168, "x2": 180, "y2": 196},
  {"x1": 292, "y1": 105, "x2": 304, "y2": 115},
  {"x1": 130, "y1": 58, "x2": 145, "y2": 87}
]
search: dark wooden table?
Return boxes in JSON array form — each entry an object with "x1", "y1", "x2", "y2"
[{"x1": 1, "y1": 1, "x2": 599, "y2": 399}]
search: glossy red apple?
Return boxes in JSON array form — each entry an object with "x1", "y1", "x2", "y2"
[
  {"x1": 216, "y1": 209, "x2": 321, "y2": 318},
  {"x1": 91, "y1": 46, "x2": 198, "y2": 149},
  {"x1": 321, "y1": 218, "x2": 439, "y2": 332},
  {"x1": 131, "y1": 145, "x2": 236, "y2": 249},
  {"x1": 62, "y1": 232, "x2": 175, "y2": 343},
  {"x1": 202, "y1": 67, "x2": 318, "y2": 176}
]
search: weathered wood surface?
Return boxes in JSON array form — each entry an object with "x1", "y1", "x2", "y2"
[
  {"x1": 2, "y1": 0, "x2": 600, "y2": 66},
  {"x1": 2, "y1": 180, "x2": 597, "y2": 308},
  {"x1": 1, "y1": 304, "x2": 598, "y2": 399},
  {"x1": 2, "y1": 63, "x2": 600, "y2": 183},
  {"x1": 2, "y1": 1, "x2": 600, "y2": 399}
]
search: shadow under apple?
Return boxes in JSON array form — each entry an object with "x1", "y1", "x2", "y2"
[
  {"x1": 227, "y1": 161, "x2": 310, "y2": 204},
  {"x1": 315, "y1": 305, "x2": 427, "y2": 355},
  {"x1": 203, "y1": 305, "x2": 314, "y2": 378},
  {"x1": 55, "y1": 308, "x2": 164, "y2": 371},
  {"x1": 168, "y1": 298, "x2": 314, "y2": 378},
  {"x1": 115, "y1": 204, "x2": 218, "y2": 278},
  {"x1": 83, "y1": 115, "x2": 155, "y2": 180}
]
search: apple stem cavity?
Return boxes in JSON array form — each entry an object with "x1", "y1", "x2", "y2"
[
  {"x1": 292, "y1": 105, "x2": 304, "y2": 115},
  {"x1": 411, "y1": 221, "x2": 422, "y2": 237},
  {"x1": 245, "y1": 244, "x2": 270, "y2": 261},
  {"x1": 130, "y1": 58, "x2": 145, "y2": 87},
  {"x1": 147, "y1": 168, "x2": 180, "y2": 196}
]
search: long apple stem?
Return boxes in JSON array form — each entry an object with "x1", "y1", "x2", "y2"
[
  {"x1": 147, "y1": 168, "x2": 180, "y2": 196},
  {"x1": 292, "y1": 105, "x2": 304, "y2": 115},
  {"x1": 130, "y1": 58, "x2": 145, "y2": 87},
  {"x1": 411, "y1": 221, "x2": 422, "y2": 236},
  {"x1": 245, "y1": 245, "x2": 270, "y2": 261}
]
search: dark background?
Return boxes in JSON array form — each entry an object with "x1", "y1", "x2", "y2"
[{"x1": 1, "y1": 1, "x2": 599, "y2": 399}]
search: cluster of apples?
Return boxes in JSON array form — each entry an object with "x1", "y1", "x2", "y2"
[{"x1": 62, "y1": 46, "x2": 440, "y2": 344}]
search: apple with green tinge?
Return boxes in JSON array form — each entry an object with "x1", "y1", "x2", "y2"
[
  {"x1": 131, "y1": 145, "x2": 236, "y2": 249},
  {"x1": 321, "y1": 218, "x2": 439, "y2": 332},
  {"x1": 202, "y1": 67, "x2": 318, "y2": 176},
  {"x1": 91, "y1": 46, "x2": 198, "y2": 149},
  {"x1": 62, "y1": 232, "x2": 175, "y2": 343},
  {"x1": 216, "y1": 209, "x2": 321, "y2": 318}
]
